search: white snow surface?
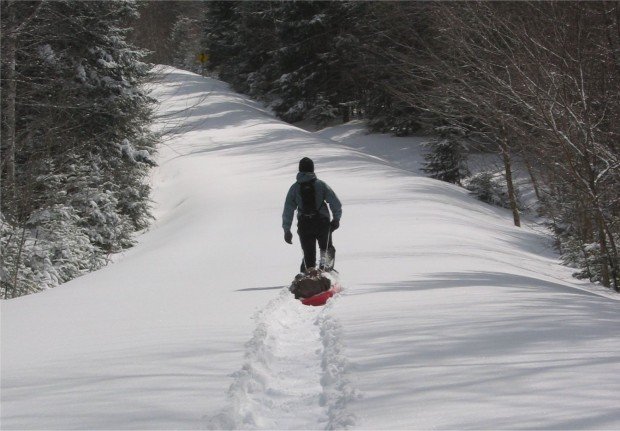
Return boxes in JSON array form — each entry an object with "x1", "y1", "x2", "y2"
[{"x1": 2, "y1": 67, "x2": 619, "y2": 430}]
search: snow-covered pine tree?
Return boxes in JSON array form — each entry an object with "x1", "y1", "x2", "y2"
[
  {"x1": 543, "y1": 183, "x2": 618, "y2": 288},
  {"x1": 364, "y1": 95, "x2": 424, "y2": 136},
  {"x1": 202, "y1": 1, "x2": 244, "y2": 84},
  {"x1": 268, "y1": 1, "x2": 364, "y2": 123},
  {"x1": 202, "y1": 1, "x2": 366, "y2": 125},
  {"x1": 0, "y1": 1, "x2": 155, "y2": 298},
  {"x1": 422, "y1": 126, "x2": 469, "y2": 185},
  {"x1": 61, "y1": 0, "x2": 156, "y2": 244},
  {"x1": 465, "y1": 171, "x2": 523, "y2": 210},
  {"x1": 559, "y1": 234, "x2": 601, "y2": 282},
  {"x1": 229, "y1": 1, "x2": 280, "y2": 99},
  {"x1": 1, "y1": 216, "x2": 38, "y2": 299},
  {"x1": 170, "y1": 15, "x2": 203, "y2": 74}
]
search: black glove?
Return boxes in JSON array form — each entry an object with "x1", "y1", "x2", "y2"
[
  {"x1": 284, "y1": 230, "x2": 293, "y2": 244},
  {"x1": 330, "y1": 219, "x2": 340, "y2": 231}
]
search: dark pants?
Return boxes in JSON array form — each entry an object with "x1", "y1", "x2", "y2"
[{"x1": 298, "y1": 216, "x2": 336, "y2": 272}]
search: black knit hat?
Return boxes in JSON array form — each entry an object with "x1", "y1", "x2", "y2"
[{"x1": 299, "y1": 157, "x2": 314, "y2": 173}]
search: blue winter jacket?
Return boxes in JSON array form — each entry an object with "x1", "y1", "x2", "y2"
[{"x1": 282, "y1": 172, "x2": 342, "y2": 231}]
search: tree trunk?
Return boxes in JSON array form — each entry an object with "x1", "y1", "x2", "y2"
[
  {"x1": 603, "y1": 227, "x2": 620, "y2": 292},
  {"x1": 11, "y1": 226, "x2": 27, "y2": 299},
  {"x1": 340, "y1": 103, "x2": 350, "y2": 123},
  {"x1": 3, "y1": 1, "x2": 18, "y2": 197},
  {"x1": 595, "y1": 205, "x2": 620, "y2": 291},
  {"x1": 500, "y1": 137, "x2": 521, "y2": 227},
  {"x1": 594, "y1": 214, "x2": 612, "y2": 288},
  {"x1": 522, "y1": 154, "x2": 541, "y2": 201}
]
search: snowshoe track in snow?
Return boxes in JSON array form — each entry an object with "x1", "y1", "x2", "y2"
[{"x1": 208, "y1": 288, "x2": 358, "y2": 430}]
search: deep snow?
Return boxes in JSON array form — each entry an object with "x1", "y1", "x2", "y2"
[{"x1": 2, "y1": 68, "x2": 619, "y2": 430}]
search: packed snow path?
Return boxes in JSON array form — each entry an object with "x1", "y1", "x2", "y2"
[
  {"x1": 2, "y1": 68, "x2": 619, "y2": 430},
  {"x1": 209, "y1": 288, "x2": 356, "y2": 430}
]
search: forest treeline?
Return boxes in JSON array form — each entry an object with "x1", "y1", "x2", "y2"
[
  {"x1": 2, "y1": 1, "x2": 618, "y2": 296},
  {"x1": 167, "y1": 1, "x2": 620, "y2": 291},
  {"x1": 1, "y1": 1, "x2": 155, "y2": 298}
]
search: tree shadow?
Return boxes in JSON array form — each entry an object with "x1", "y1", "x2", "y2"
[
  {"x1": 357, "y1": 271, "x2": 606, "y2": 299},
  {"x1": 346, "y1": 271, "x2": 620, "y2": 429},
  {"x1": 0, "y1": 342, "x2": 237, "y2": 429}
]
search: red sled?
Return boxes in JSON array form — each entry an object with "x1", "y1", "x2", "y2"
[{"x1": 301, "y1": 283, "x2": 342, "y2": 306}]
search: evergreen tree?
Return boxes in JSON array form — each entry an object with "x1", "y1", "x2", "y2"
[
  {"x1": 268, "y1": 1, "x2": 364, "y2": 123},
  {"x1": 170, "y1": 15, "x2": 203, "y2": 73},
  {"x1": 357, "y1": 2, "x2": 435, "y2": 135},
  {"x1": 202, "y1": 1, "x2": 244, "y2": 83},
  {"x1": 1, "y1": 0, "x2": 155, "y2": 298},
  {"x1": 466, "y1": 172, "x2": 523, "y2": 210},
  {"x1": 231, "y1": 1, "x2": 280, "y2": 98},
  {"x1": 202, "y1": 1, "x2": 367, "y2": 125},
  {"x1": 422, "y1": 126, "x2": 469, "y2": 185}
]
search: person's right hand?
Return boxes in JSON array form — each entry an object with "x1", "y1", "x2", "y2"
[
  {"x1": 330, "y1": 219, "x2": 340, "y2": 231},
  {"x1": 284, "y1": 230, "x2": 293, "y2": 244}
]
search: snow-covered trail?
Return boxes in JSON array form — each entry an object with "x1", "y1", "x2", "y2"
[
  {"x1": 2, "y1": 68, "x2": 619, "y2": 430},
  {"x1": 208, "y1": 288, "x2": 356, "y2": 430}
]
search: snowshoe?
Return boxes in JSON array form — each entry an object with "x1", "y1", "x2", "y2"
[{"x1": 319, "y1": 247, "x2": 336, "y2": 272}]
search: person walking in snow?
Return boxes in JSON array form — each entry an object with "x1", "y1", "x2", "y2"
[{"x1": 282, "y1": 157, "x2": 342, "y2": 273}]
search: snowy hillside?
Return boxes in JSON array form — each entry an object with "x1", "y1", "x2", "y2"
[{"x1": 2, "y1": 68, "x2": 619, "y2": 430}]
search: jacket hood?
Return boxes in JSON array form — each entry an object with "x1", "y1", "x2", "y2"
[{"x1": 296, "y1": 172, "x2": 317, "y2": 183}]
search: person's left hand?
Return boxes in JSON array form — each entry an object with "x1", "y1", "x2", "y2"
[
  {"x1": 330, "y1": 219, "x2": 340, "y2": 231},
  {"x1": 284, "y1": 230, "x2": 293, "y2": 244}
]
